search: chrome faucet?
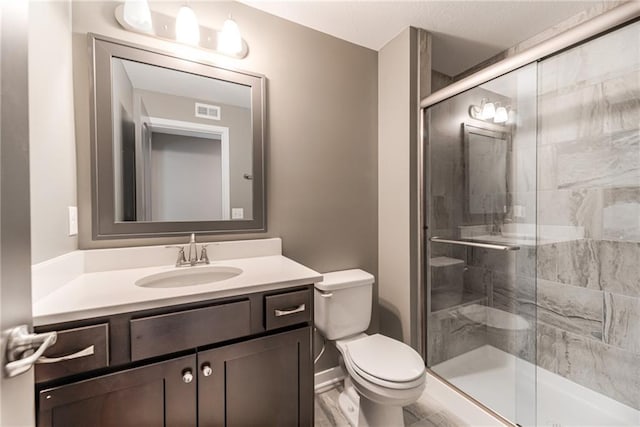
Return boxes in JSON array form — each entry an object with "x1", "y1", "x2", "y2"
[{"x1": 167, "y1": 233, "x2": 210, "y2": 267}]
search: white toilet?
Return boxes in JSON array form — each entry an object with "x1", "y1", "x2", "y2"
[{"x1": 315, "y1": 269, "x2": 426, "y2": 427}]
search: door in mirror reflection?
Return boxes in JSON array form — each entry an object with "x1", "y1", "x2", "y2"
[{"x1": 111, "y1": 57, "x2": 253, "y2": 222}]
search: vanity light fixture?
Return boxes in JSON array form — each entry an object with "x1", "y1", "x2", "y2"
[
  {"x1": 122, "y1": 0, "x2": 153, "y2": 33},
  {"x1": 469, "y1": 99, "x2": 515, "y2": 125},
  {"x1": 493, "y1": 104, "x2": 509, "y2": 123},
  {"x1": 480, "y1": 99, "x2": 496, "y2": 120},
  {"x1": 218, "y1": 16, "x2": 242, "y2": 54},
  {"x1": 115, "y1": 2, "x2": 249, "y2": 59},
  {"x1": 176, "y1": 5, "x2": 200, "y2": 45}
]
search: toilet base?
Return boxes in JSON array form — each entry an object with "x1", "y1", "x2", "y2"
[
  {"x1": 338, "y1": 377, "x2": 360, "y2": 426},
  {"x1": 338, "y1": 377, "x2": 405, "y2": 427}
]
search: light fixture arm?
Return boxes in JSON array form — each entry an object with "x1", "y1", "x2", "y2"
[{"x1": 114, "y1": 4, "x2": 249, "y2": 59}]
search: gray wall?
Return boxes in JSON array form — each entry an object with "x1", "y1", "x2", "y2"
[
  {"x1": 29, "y1": 0, "x2": 78, "y2": 264},
  {"x1": 137, "y1": 89, "x2": 253, "y2": 217},
  {"x1": 70, "y1": 1, "x2": 378, "y2": 369},
  {"x1": 111, "y1": 58, "x2": 134, "y2": 221},
  {"x1": 72, "y1": 1, "x2": 377, "y2": 275}
]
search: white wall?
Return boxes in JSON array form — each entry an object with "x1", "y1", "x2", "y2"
[{"x1": 29, "y1": 0, "x2": 77, "y2": 264}]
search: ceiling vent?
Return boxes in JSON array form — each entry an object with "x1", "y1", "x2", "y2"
[{"x1": 195, "y1": 102, "x2": 221, "y2": 120}]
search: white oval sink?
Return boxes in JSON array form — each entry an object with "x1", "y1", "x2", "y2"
[{"x1": 136, "y1": 266, "x2": 243, "y2": 289}]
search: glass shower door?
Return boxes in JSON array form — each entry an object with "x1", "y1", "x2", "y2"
[{"x1": 425, "y1": 64, "x2": 538, "y2": 426}]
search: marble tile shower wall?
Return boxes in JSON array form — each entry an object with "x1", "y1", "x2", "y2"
[{"x1": 534, "y1": 21, "x2": 640, "y2": 409}]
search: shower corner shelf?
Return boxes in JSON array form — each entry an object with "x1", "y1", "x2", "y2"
[{"x1": 430, "y1": 290, "x2": 486, "y2": 315}]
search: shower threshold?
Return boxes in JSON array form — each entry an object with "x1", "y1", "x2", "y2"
[{"x1": 432, "y1": 345, "x2": 639, "y2": 427}]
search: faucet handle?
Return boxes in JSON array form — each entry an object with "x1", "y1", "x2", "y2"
[
  {"x1": 166, "y1": 245, "x2": 187, "y2": 266},
  {"x1": 199, "y1": 245, "x2": 211, "y2": 264}
]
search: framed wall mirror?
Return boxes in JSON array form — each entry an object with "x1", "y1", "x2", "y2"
[
  {"x1": 462, "y1": 123, "x2": 512, "y2": 222},
  {"x1": 90, "y1": 34, "x2": 265, "y2": 238}
]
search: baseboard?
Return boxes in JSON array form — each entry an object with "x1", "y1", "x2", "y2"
[{"x1": 314, "y1": 366, "x2": 345, "y2": 393}]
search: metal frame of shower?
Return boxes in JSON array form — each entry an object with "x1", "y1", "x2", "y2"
[{"x1": 416, "y1": 2, "x2": 640, "y2": 424}]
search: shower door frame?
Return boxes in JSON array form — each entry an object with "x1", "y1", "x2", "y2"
[{"x1": 417, "y1": 2, "x2": 640, "y2": 424}]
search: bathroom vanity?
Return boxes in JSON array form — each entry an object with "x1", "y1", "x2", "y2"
[{"x1": 31, "y1": 238, "x2": 320, "y2": 426}]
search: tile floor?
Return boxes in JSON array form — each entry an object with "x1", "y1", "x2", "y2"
[{"x1": 314, "y1": 384, "x2": 467, "y2": 427}]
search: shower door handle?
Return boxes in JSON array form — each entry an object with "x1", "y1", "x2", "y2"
[{"x1": 430, "y1": 237, "x2": 520, "y2": 251}]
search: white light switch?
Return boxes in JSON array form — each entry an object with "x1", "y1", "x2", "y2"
[
  {"x1": 231, "y1": 208, "x2": 244, "y2": 219},
  {"x1": 68, "y1": 206, "x2": 78, "y2": 236}
]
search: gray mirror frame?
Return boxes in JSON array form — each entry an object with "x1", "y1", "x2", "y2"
[{"x1": 89, "y1": 34, "x2": 266, "y2": 239}]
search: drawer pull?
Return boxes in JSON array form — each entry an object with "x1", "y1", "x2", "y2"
[
  {"x1": 274, "y1": 304, "x2": 306, "y2": 317},
  {"x1": 36, "y1": 345, "x2": 95, "y2": 364}
]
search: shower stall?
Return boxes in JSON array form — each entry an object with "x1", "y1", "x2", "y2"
[{"x1": 422, "y1": 13, "x2": 640, "y2": 427}]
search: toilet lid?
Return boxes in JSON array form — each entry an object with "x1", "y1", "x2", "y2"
[{"x1": 344, "y1": 334, "x2": 425, "y2": 383}]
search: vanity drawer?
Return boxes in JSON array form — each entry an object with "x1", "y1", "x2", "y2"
[
  {"x1": 34, "y1": 323, "x2": 109, "y2": 383},
  {"x1": 130, "y1": 300, "x2": 251, "y2": 361},
  {"x1": 264, "y1": 288, "x2": 311, "y2": 330}
]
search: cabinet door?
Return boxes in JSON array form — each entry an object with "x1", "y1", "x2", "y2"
[
  {"x1": 37, "y1": 355, "x2": 197, "y2": 427},
  {"x1": 198, "y1": 327, "x2": 313, "y2": 427}
]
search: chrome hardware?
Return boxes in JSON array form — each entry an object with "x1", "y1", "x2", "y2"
[
  {"x1": 243, "y1": 173, "x2": 253, "y2": 180},
  {"x1": 167, "y1": 234, "x2": 211, "y2": 267},
  {"x1": 4, "y1": 325, "x2": 57, "y2": 378},
  {"x1": 166, "y1": 245, "x2": 187, "y2": 267},
  {"x1": 187, "y1": 233, "x2": 198, "y2": 265},
  {"x1": 182, "y1": 369, "x2": 193, "y2": 383},
  {"x1": 36, "y1": 345, "x2": 95, "y2": 364},
  {"x1": 274, "y1": 304, "x2": 306, "y2": 317},
  {"x1": 201, "y1": 363, "x2": 213, "y2": 377},
  {"x1": 318, "y1": 292, "x2": 333, "y2": 298},
  {"x1": 200, "y1": 245, "x2": 210, "y2": 265},
  {"x1": 430, "y1": 237, "x2": 520, "y2": 251}
]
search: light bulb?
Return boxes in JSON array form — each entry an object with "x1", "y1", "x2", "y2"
[
  {"x1": 123, "y1": 0, "x2": 153, "y2": 33},
  {"x1": 176, "y1": 5, "x2": 200, "y2": 45},
  {"x1": 218, "y1": 17, "x2": 242, "y2": 54},
  {"x1": 481, "y1": 101, "x2": 496, "y2": 120},
  {"x1": 494, "y1": 106, "x2": 508, "y2": 123}
]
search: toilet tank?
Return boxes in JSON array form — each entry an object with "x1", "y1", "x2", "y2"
[{"x1": 314, "y1": 269, "x2": 374, "y2": 340}]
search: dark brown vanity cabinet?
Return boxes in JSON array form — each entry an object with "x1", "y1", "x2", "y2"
[
  {"x1": 38, "y1": 354, "x2": 198, "y2": 426},
  {"x1": 198, "y1": 327, "x2": 312, "y2": 426},
  {"x1": 35, "y1": 286, "x2": 314, "y2": 427}
]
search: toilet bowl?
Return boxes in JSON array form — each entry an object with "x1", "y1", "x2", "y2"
[{"x1": 315, "y1": 270, "x2": 426, "y2": 427}]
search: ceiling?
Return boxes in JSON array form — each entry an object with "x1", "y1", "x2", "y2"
[
  {"x1": 238, "y1": 0, "x2": 602, "y2": 76},
  {"x1": 120, "y1": 58, "x2": 252, "y2": 108}
]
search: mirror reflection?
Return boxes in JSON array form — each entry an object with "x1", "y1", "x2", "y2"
[
  {"x1": 111, "y1": 58, "x2": 253, "y2": 223},
  {"x1": 463, "y1": 124, "x2": 511, "y2": 217}
]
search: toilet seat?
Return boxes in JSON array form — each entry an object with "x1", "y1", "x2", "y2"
[{"x1": 341, "y1": 334, "x2": 426, "y2": 390}]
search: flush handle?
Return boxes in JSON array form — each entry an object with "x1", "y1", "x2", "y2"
[{"x1": 274, "y1": 304, "x2": 306, "y2": 317}]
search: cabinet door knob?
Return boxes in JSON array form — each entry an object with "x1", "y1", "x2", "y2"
[
  {"x1": 182, "y1": 369, "x2": 194, "y2": 383},
  {"x1": 202, "y1": 364, "x2": 213, "y2": 377}
]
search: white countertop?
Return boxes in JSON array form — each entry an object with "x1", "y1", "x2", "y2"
[{"x1": 32, "y1": 239, "x2": 322, "y2": 326}]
